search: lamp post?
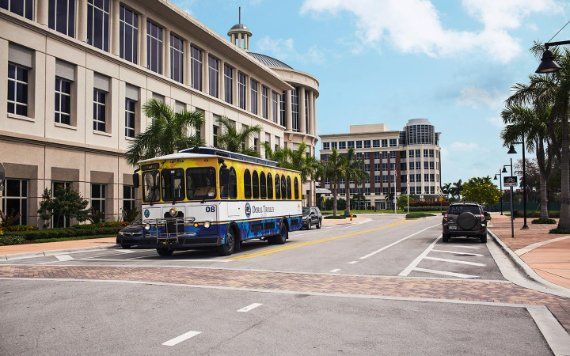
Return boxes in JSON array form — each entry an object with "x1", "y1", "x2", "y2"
[
  {"x1": 503, "y1": 160, "x2": 514, "y2": 238},
  {"x1": 493, "y1": 170, "x2": 503, "y2": 215},
  {"x1": 508, "y1": 139, "x2": 528, "y2": 229}
]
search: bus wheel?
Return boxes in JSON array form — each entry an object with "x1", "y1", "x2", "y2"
[
  {"x1": 157, "y1": 247, "x2": 173, "y2": 257},
  {"x1": 217, "y1": 227, "x2": 235, "y2": 256},
  {"x1": 275, "y1": 222, "x2": 288, "y2": 244}
]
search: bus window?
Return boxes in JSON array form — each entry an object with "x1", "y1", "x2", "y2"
[
  {"x1": 186, "y1": 167, "x2": 216, "y2": 200},
  {"x1": 281, "y1": 176, "x2": 287, "y2": 200},
  {"x1": 294, "y1": 177, "x2": 299, "y2": 200},
  {"x1": 229, "y1": 168, "x2": 237, "y2": 199},
  {"x1": 275, "y1": 174, "x2": 281, "y2": 199},
  {"x1": 287, "y1": 176, "x2": 292, "y2": 199},
  {"x1": 267, "y1": 173, "x2": 273, "y2": 199},
  {"x1": 219, "y1": 166, "x2": 229, "y2": 199},
  {"x1": 244, "y1": 169, "x2": 252, "y2": 199},
  {"x1": 142, "y1": 170, "x2": 160, "y2": 202},
  {"x1": 252, "y1": 171, "x2": 259, "y2": 199},
  {"x1": 260, "y1": 172, "x2": 266, "y2": 199},
  {"x1": 161, "y1": 169, "x2": 185, "y2": 202}
]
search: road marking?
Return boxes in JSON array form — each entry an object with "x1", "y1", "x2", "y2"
[
  {"x1": 237, "y1": 303, "x2": 262, "y2": 313},
  {"x1": 359, "y1": 224, "x2": 440, "y2": 260},
  {"x1": 399, "y1": 235, "x2": 441, "y2": 276},
  {"x1": 330, "y1": 269, "x2": 341, "y2": 273},
  {"x1": 431, "y1": 249, "x2": 483, "y2": 257},
  {"x1": 413, "y1": 267, "x2": 479, "y2": 279},
  {"x1": 55, "y1": 255, "x2": 73, "y2": 262},
  {"x1": 424, "y1": 256, "x2": 486, "y2": 267},
  {"x1": 527, "y1": 305, "x2": 570, "y2": 356},
  {"x1": 162, "y1": 330, "x2": 201, "y2": 346},
  {"x1": 449, "y1": 245, "x2": 481, "y2": 250},
  {"x1": 348, "y1": 260, "x2": 359, "y2": 264},
  {"x1": 231, "y1": 219, "x2": 408, "y2": 261}
]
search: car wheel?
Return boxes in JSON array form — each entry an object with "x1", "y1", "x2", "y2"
[
  {"x1": 479, "y1": 234, "x2": 487, "y2": 243},
  {"x1": 316, "y1": 219, "x2": 322, "y2": 229},
  {"x1": 307, "y1": 221, "x2": 312, "y2": 230},
  {"x1": 120, "y1": 243, "x2": 132, "y2": 249},
  {"x1": 157, "y1": 247, "x2": 173, "y2": 257},
  {"x1": 442, "y1": 234, "x2": 450, "y2": 243},
  {"x1": 217, "y1": 227, "x2": 236, "y2": 256}
]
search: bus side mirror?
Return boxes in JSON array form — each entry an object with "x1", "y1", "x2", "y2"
[{"x1": 133, "y1": 173, "x2": 140, "y2": 188}]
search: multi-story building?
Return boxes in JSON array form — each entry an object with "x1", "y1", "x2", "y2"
[
  {"x1": 319, "y1": 119, "x2": 442, "y2": 210},
  {"x1": 0, "y1": 0, "x2": 318, "y2": 227}
]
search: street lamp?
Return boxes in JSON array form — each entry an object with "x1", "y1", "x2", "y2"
[
  {"x1": 535, "y1": 41, "x2": 570, "y2": 74},
  {"x1": 508, "y1": 140, "x2": 528, "y2": 229},
  {"x1": 504, "y1": 160, "x2": 515, "y2": 238},
  {"x1": 493, "y1": 170, "x2": 503, "y2": 215}
]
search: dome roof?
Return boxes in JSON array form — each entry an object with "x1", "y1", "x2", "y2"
[
  {"x1": 230, "y1": 23, "x2": 248, "y2": 31},
  {"x1": 248, "y1": 52, "x2": 293, "y2": 69}
]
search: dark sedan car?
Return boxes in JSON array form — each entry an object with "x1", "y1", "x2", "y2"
[{"x1": 116, "y1": 224, "x2": 156, "y2": 248}]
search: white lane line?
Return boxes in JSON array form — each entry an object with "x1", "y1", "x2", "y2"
[
  {"x1": 55, "y1": 254, "x2": 74, "y2": 262},
  {"x1": 348, "y1": 260, "x2": 359, "y2": 264},
  {"x1": 330, "y1": 268, "x2": 341, "y2": 273},
  {"x1": 237, "y1": 303, "x2": 263, "y2": 313},
  {"x1": 399, "y1": 235, "x2": 441, "y2": 276},
  {"x1": 449, "y1": 245, "x2": 481, "y2": 250},
  {"x1": 162, "y1": 330, "x2": 202, "y2": 346},
  {"x1": 527, "y1": 305, "x2": 570, "y2": 356},
  {"x1": 413, "y1": 267, "x2": 479, "y2": 279},
  {"x1": 424, "y1": 256, "x2": 486, "y2": 267},
  {"x1": 431, "y1": 249, "x2": 483, "y2": 257},
  {"x1": 359, "y1": 224, "x2": 440, "y2": 260}
]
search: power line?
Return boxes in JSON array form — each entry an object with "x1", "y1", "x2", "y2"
[{"x1": 548, "y1": 18, "x2": 570, "y2": 43}]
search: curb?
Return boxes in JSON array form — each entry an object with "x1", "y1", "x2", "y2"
[
  {"x1": 1, "y1": 244, "x2": 119, "y2": 262},
  {"x1": 488, "y1": 229, "x2": 570, "y2": 296}
]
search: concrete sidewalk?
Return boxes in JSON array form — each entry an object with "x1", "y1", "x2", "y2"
[
  {"x1": 0, "y1": 237, "x2": 117, "y2": 260},
  {"x1": 489, "y1": 214, "x2": 570, "y2": 290}
]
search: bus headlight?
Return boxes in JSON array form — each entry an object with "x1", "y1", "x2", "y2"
[
  {"x1": 144, "y1": 224, "x2": 150, "y2": 231},
  {"x1": 169, "y1": 207, "x2": 177, "y2": 217},
  {"x1": 203, "y1": 221, "x2": 211, "y2": 228}
]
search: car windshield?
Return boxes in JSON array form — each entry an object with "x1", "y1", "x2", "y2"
[
  {"x1": 448, "y1": 205, "x2": 481, "y2": 215},
  {"x1": 186, "y1": 167, "x2": 216, "y2": 200},
  {"x1": 142, "y1": 170, "x2": 160, "y2": 203},
  {"x1": 302, "y1": 207, "x2": 310, "y2": 215}
]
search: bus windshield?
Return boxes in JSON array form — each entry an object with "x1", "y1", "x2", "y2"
[
  {"x1": 161, "y1": 169, "x2": 185, "y2": 202},
  {"x1": 186, "y1": 167, "x2": 216, "y2": 200},
  {"x1": 142, "y1": 170, "x2": 160, "y2": 202}
]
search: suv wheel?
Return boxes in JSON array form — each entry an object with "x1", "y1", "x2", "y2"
[
  {"x1": 479, "y1": 234, "x2": 487, "y2": 243},
  {"x1": 316, "y1": 219, "x2": 322, "y2": 229},
  {"x1": 442, "y1": 234, "x2": 450, "y2": 243}
]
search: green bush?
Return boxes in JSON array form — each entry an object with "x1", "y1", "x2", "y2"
[
  {"x1": 324, "y1": 216, "x2": 346, "y2": 220},
  {"x1": 406, "y1": 212, "x2": 436, "y2": 219},
  {"x1": 532, "y1": 218, "x2": 556, "y2": 225},
  {"x1": 550, "y1": 227, "x2": 570, "y2": 234},
  {"x1": 5, "y1": 225, "x2": 122, "y2": 241},
  {"x1": 3, "y1": 225, "x2": 38, "y2": 232},
  {"x1": 0, "y1": 235, "x2": 26, "y2": 245}
]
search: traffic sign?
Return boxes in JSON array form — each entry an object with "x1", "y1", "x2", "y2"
[{"x1": 504, "y1": 176, "x2": 517, "y2": 188}]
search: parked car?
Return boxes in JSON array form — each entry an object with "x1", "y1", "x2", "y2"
[
  {"x1": 302, "y1": 207, "x2": 322, "y2": 230},
  {"x1": 442, "y1": 203, "x2": 490, "y2": 243},
  {"x1": 116, "y1": 223, "x2": 156, "y2": 248}
]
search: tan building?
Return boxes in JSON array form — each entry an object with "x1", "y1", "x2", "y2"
[
  {"x1": 0, "y1": 0, "x2": 318, "y2": 227},
  {"x1": 320, "y1": 119, "x2": 442, "y2": 210}
]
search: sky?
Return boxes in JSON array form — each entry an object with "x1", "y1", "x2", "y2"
[{"x1": 172, "y1": 0, "x2": 570, "y2": 185}]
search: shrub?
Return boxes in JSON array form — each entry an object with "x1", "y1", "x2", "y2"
[
  {"x1": 3, "y1": 225, "x2": 38, "y2": 232},
  {"x1": 5, "y1": 226, "x2": 122, "y2": 241},
  {"x1": 324, "y1": 216, "x2": 346, "y2": 220},
  {"x1": 0, "y1": 235, "x2": 26, "y2": 245},
  {"x1": 550, "y1": 227, "x2": 570, "y2": 234},
  {"x1": 532, "y1": 218, "x2": 556, "y2": 225},
  {"x1": 406, "y1": 212, "x2": 436, "y2": 219}
]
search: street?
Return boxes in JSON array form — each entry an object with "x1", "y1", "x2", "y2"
[{"x1": 1, "y1": 215, "x2": 567, "y2": 355}]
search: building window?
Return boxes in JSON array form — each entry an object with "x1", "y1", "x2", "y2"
[
  {"x1": 91, "y1": 183, "x2": 106, "y2": 220},
  {"x1": 87, "y1": 0, "x2": 110, "y2": 51},
  {"x1": 93, "y1": 88, "x2": 106, "y2": 132},
  {"x1": 236, "y1": 72, "x2": 246, "y2": 110},
  {"x1": 170, "y1": 33, "x2": 184, "y2": 83},
  {"x1": 55, "y1": 77, "x2": 72, "y2": 125},
  {"x1": 2, "y1": 178, "x2": 28, "y2": 225},
  {"x1": 146, "y1": 20, "x2": 163, "y2": 74},
  {"x1": 250, "y1": 78, "x2": 258, "y2": 115},
  {"x1": 123, "y1": 185, "x2": 135, "y2": 215},
  {"x1": 7, "y1": 62, "x2": 29, "y2": 116},
  {"x1": 262, "y1": 86, "x2": 269, "y2": 119},
  {"x1": 364, "y1": 140, "x2": 371, "y2": 148},
  {"x1": 49, "y1": 0, "x2": 76, "y2": 37},
  {"x1": 356, "y1": 141, "x2": 362, "y2": 149},
  {"x1": 119, "y1": 4, "x2": 138, "y2": 64},
  {"x1": 372, "y1": 139, "x2": 380, "y2": 148},
  {"x1": 125, "y1": 98, "x2": 136, "y2": 138},
  {"x1": 390, "y1": 138, "x2": 397, "y2": 147},
  {"x1": 331, "y1": 142, "x2": 337, "y2": 149},
  {"x1": 291, "y1": 88, "x2": 299, "y2": 131},
  {"x1": 271, "y1": 91, "x2": 279, "y2": 123},
  {"x1": 190, "y1": 45, "x2": 203, "y2": 91},
  {"x1": 305, "y1": 90, "x2": 310, "y2": 132},
  {"x1": 51, "y1": 181, "x2": 72, "y2": 227},
  {"x1": 339, "y1": 141, "x2": 346, "y2": 149},
  {"x1": 212, "y1": 124, "x2": 219, "y2": 148},
  {"x1": 280, "y1": 91, "x2": 286, "y2": 126},
  {"x1": 224, "y1": 64, "x2": 233, "y2": 104},
  {"x1": 1, "y1": 0, "x2": 33, "y2": 19},
  {"x1": 208, "y1": 55, "x2": 219, "y2": 97}
]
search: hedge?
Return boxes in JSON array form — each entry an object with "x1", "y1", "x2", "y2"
[
  {"x1": 406, "y1": 212, "x2": 436, "y2": 219},
  {"x1": 4, "y1": 223, "x2": 124, "y2": 241}
]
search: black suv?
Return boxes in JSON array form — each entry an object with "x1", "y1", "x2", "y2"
[
  {"x1": 442, "y1": 203, "x2": 490, "y2": 243},
  {"x1": 302, "y1": 207, "x2": 322, "y2": 230}
]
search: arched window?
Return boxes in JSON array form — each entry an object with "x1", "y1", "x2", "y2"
[
  {"x1": 260, "y1": 172, "x2": 267, "y2": 199},
  {"x1": 281, "y1": 176, "x2": 287, "y2": 200},
  {"x1": 267, "y1": 173, "x2": 273, "y2": 199},
  {"x1": 229, "y1": 168, "x2": 237, "y2": 199},
  {"x1": 294, "y1": 177, "x2": 299, "y2": 200},
  {"x1": 287, "y1": 176, "x2": 292, "y2": 199},
  {"x1": 252, "y1": 171, "x2": 259, "y2": 199},
  {"x1": 244, "y1": 169, "x2": 252, "y2": 199},
  {"x1": 275, "y1": 174, "x2": 281, "y2": 199},
  {"x1": 219, "y1": 166, "x2": 229, "y2": 199}
]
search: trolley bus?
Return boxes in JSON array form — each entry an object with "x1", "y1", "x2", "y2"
[{"x1": 133, "y1": 147, "x2": 303, "y2": 257}]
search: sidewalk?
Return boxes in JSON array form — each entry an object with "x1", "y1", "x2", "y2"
[
  {"x1": 322, "y1": 215, "x2": 364, "y2": 227},
  {"x1": 0, "y1": 237, "x2": 117, "y2": 259},
  {"x1": 489, "y1": 214, "x2": 570, "y2": 290}
]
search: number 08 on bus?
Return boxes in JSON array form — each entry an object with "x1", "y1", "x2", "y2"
[{"x1": 133, "y1": 147, "x2": 303, "y2": 257}]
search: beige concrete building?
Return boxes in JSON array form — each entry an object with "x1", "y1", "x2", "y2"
[
  {"x1": 320, "y1": 119, "x2": 442, "y2": 210},
  {"x1": 0, "y1": 0, "x2": 318, "y2": 227}
]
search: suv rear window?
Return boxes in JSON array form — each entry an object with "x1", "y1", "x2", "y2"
[{"x1": 448, "y1": 205, "x2": 481, "y2": 215}]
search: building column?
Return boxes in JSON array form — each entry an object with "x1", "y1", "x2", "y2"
[
  {"x1": 37, "y1": 0, "x2": 49, "y2": 26},
  {"x1": 78, "y1": 0, "x2": 88, "y2": 42},
  {"x1": 202, "y1": 50, "x2": 209, "y2": 93},
  {"x1": 140, "y1": 15, "x2": 147, "y2": 68},
  {"x1": 312, "y1": 94, "x2": 317, "y2": 136},
  {"x1": 164, "y1": 29, "x2": 171, "y2": 78},
  {"x1": 308, "y1": 90, "x2": 314, "y2": 135},
  {"x1": 286, "y1": 90, "x2": 292, "y2": 131},
  {"x1": 299, "y1": 87, "x2": 306, "y2": 133},
  {"x1": 111, "y1": 0, "x2": 120, "y2": 56},
  {"x1": 183, "y1": 40, "x2": 190, "y2": 85}
]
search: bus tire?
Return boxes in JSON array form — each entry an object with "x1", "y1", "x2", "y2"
[
  {"x1": 275, "y1": 221, "x2": 288, "y2": 244},
  {"x1": 157, "y1": 247, "x2": 173, "y2": 257},
  {"x1": 217, "y1": 227, "x2": 236, "y2": 256}
]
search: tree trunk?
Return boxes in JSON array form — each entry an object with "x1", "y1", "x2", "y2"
[
  {"x1": 345, "y1": 177, "x2": 351, "y2": 217},
  {"x1": 539, "y1": 172, "x2": 549, "y2": 220},
  {"x1": 559, "y1": 112, "x2": 570, "y2": 230},
  {"x1": 332, "y1": 182, "x2": 338, "y2": 217}
]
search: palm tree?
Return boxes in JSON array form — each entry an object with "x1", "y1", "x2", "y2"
[
  {"x1": 126, "y1": 99, "x2": 204, "y2": 165},
  {"x1": 322, "y1": 149, "x2": 343, "y2": 217},
  {"x1": 442, "y1": 183, "x2": 452, "y2": 199},
  {"x1": 216, "y1": 116, "x2": 261, "y2": 157},
  {"x1": 451, "y1": 179, "x2": 463, "y2": 201},
  {"x1": 501, "y1": 103, "x2": 554, "y2": 219},
  {"x1": 341, "y1": 148, "x2": 368, "y2": 215}
]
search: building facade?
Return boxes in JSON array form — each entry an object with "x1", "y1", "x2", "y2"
[
  {"x1": 319, "y1": 119, "x2": 442, "y2": 210},
  {"x1": 0, "y1": 0, "x2": 318, "y2": 227}
]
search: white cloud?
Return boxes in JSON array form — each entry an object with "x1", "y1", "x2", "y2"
[
  {"x1": 486, "y1": 116, "x2": 504, "y2": 128},
  {"x1": 449, "y1": 142, "x2": 480, "y2": 151},
  {"x1": 254, "y1": 36, "x2": 325, "y2": 65},
  {"x1": 300, "y1": 0, "x2": 560, "y2": 63},
  {"x1": 457, "y1": 86, "x2": 505, "y2": 109}
]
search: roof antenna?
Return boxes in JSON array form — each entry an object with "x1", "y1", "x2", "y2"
[{"x1": 238, "y1": 6, "x2": 241, "y2": 24}]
